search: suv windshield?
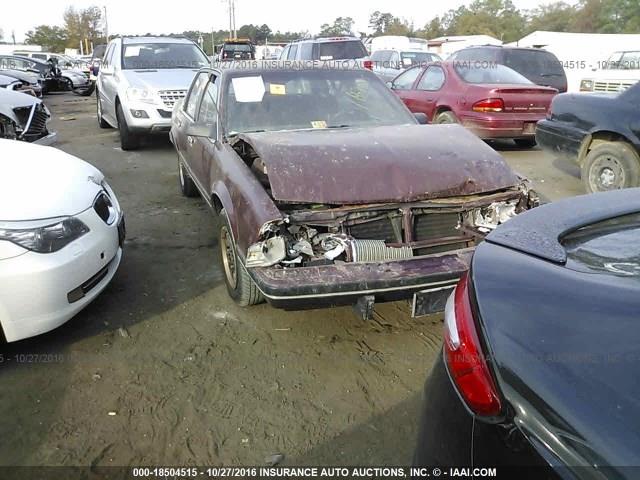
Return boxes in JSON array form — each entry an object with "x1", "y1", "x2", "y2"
[
  {"x1": 122, "y1": 43, "x2": 209, "y2": 70},
  {"x1": 225, "y1": 69, "x2": 414, "y2": 135},
  {"x1": 315, "y1": 41, "x2": 368, "y2": 60},
  {"x1": 455, "y1": 63, "x2": 532, "y2": 84},
  {"x1": 606, "y1": 51, "x2": 640, "y2": 70},
  {"x1": 224, "y1": 44, "x2": 252, "y2": 52}
]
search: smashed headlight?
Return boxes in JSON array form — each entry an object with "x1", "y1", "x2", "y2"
[
  {"x1": 0, "y1": 217, "x2": 90, "y2": 253},
  {"x1": 468, "y1": 200, "x2": 519, "y2": 233}
]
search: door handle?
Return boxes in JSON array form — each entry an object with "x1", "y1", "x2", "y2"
[{"x1": 187, "y1": 136, "x2": 194, "y2": 146}]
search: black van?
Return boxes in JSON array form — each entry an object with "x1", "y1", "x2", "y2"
[{"x1": 449, "y1": 46, "x2": 567, "y2": 92}]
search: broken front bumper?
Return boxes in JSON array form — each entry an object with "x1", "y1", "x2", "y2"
[
  {"x1": 33, "y1": 131, "x2": 58, "y2": 146},
  {"x1": 247, "y1": 248, "x2": 473, "y2": 310}
]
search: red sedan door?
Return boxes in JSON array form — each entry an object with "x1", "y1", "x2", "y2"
[
  {"x1": 410, "y1": 65, "x2": 447, "y2": 121},
  {"x1": 390, "y1": 66, "x2": 423, "y2": 110}
]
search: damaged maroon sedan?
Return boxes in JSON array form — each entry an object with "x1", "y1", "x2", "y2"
[{"x1": 170, "y1": 63, "x2": 538, "y2": 318}]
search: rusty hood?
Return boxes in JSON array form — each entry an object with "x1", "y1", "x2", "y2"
[{"x1": 237, "y1": 124, "x2": 519, "y2": 204}]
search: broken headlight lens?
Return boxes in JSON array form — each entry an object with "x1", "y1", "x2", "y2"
[{"x1": 0, "y1": 217, "x2": 90, "y2": 253}]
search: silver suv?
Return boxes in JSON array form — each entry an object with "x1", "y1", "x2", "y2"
[
  {"x1": 280, "y1": 37, "x2": 371, "y2": 67},
  {"x1": 96, "y1": 36, "x2": 209, "y2": 150}
]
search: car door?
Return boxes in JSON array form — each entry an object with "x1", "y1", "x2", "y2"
[
  {"x1": 412, "y1": 65, "x2": 447, "y2": 120},
  {"x1": 390, "y1": 66, "x2": 423, "y2": 110},
  {"x1": 174, "y1": 72, "x2": 210, "y2": 178},
  {"x1": 192, "y1": 76, "x2": 220, "y2": 190}
]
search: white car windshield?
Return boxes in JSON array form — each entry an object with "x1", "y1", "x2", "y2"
[{"x1": 122, "y1": 43, "x2": 209, "y2": 70}]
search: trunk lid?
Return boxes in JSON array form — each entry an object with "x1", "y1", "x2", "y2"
[{"x1": 472, "y1": 84, "x2": 557, "y2": 113}]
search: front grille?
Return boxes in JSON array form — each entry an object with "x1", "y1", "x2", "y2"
[
  {"x1": 347, "y1": 210, "x2": 465, "y2": 250},
  {"x1": 13, "y1": 104, "x2": 49, "y2": 141},
  {"x1": 94, "y1": 191, "x2": 117, "y2": 225},
  {"x1": 593, "y1": 81, "x2": 635, "y2": 93},
  {"x1": 26, "y1": 105, "x2": 48, "y2": 135},
  {"x1": 348, "y1": 216, "x2": 399, "y2": 243},
  {"x1": 67, "y1": 261, "x2": 111, "y2": 303},
  {"x1": 414, "y1": 212, "x2": 461, "y2": 242},
  {"x1": 158, "y1": 89, "x2": 187, "y2": 110}
]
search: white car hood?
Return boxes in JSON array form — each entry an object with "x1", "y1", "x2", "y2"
[
  {"x1": 0, "y1": 139, "x2": 104, "y2": 221},
  {"x1": 123, "y1": 68, "x2": 200, "y2": 91}
]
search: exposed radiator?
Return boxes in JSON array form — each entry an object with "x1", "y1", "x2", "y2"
[{"x1": 349, "y1": 240, "x2": 413, "y2": 263}]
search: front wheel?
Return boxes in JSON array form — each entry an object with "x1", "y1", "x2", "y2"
[
  {"x1": 116, "y1": 102, "x2": 140, "y2": 151},
  {"x1": 219, "y1": 210, "x2": 264, "y2": 307},
  {"x1": 581, "y1": 142, "x2": 640, "y2": 193}
]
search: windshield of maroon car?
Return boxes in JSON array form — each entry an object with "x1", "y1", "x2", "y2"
[
  {"x1": 455, "y1": 63, "x2": 533, "y2": 84},
  {"x1": 122, "y1": 43, "x2": 209, "y2": 70},
  {"x1": 224, "y1": 70, "x2": 416, "y2": 135}
]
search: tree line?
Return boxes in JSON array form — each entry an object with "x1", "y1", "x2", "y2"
[{"x1": 8, "y1": 0, "x2": 640, "y2": 53}]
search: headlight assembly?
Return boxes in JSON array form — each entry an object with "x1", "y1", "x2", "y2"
[
  {"x1": 580, "y1": 79, "x2": 594, "y2": 92},
  {"x1": 126, "y1": 87, "x2": 157, "y2": 104},
  {"x1": 0, "y1": 217, "x2": 89, "y2": 253}
]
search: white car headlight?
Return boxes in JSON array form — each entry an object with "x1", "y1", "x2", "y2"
[
  {"x1": 0, "y1": 217, "x2": 89, "y2": 253},
  {"x1": 580, "y1": 79, "x2": 594, "y2": 92},
  {"x1": 126, "y1": 87, "x2": 157, "y2": 104}
]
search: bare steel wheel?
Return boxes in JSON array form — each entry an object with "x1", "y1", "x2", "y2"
[
  {"x1": 582, "y1": 142, "x2": 640, "y2": 193},
  {"x1": 219, "y1": 210, "x2": 264, "y2": 306},
  {"x1": 220, "y1": 224, "x2": 237, "y2": 290}
]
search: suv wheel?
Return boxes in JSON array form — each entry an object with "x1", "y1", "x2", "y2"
[
  {"x1": 116, "y1": 102, "x2": 140, "y2": 151},
  {"x1": 582, "y1": 142, "x2": 640, "y2": 193},
  {"x1": 96, "y1": 90, "x2": 110, "y2": 129},
  {"x1": 219, "y1": 210, "x2": 264, "y2": 307}
]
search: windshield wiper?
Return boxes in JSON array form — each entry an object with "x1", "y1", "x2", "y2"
[{"x1": 325, "y1": 124, "x2": 353, "y2": 129}]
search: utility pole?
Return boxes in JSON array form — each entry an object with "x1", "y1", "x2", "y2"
[
  {"x1": 103, "y1": 6, "x2": 109, "y2": 42},
  {"x1": 227, "y1": 0, "x2": 237, "y2": 39}
]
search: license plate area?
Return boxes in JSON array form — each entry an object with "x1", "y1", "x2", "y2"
[
  {"x1": 411, "y1": 285, "x2": 456, "y2": 318},
  {"x1": 523, "y1": 122, "x2": 537, "y2": 134}
]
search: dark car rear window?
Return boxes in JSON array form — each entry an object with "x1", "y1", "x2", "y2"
[
  {"x1": 314, "y1": 41, "x2": 368, "y2": 60},
  {"x1": 562, "y1": 213, "x2": 640, "y2": 277},
  {"x1": 504, "y1": 49, "x2": 564, "y2": 76}
]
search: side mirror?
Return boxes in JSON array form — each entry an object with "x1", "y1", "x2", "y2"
[
  {"x1": 414, "y1": 112, "x2": 429, "y2": 125},
  {"x1": 187, "y1": 122, "x2": 216, "y2": 138},
  {"x1": 386, "y1": 81, "x2": 394, "y2": 89}
]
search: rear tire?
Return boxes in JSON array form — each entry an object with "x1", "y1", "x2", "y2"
[
  {"x1": 581, "y1": 142, "x2": 640, "y2": 193},
  {"x1": 434, "y1": 111, "x2": 459, "y2": 124},
  {"x1": 219, "y1": 209, "x2": 264, "y2": 307},
  {"x1": 514, "y1": 138, "x2": 537, "y2": 148},
  {"x1": 96, "y1": 90, "x2": 110, "y2": 129},
  {"x1": 179, "y1": 161, "x2": 199, "y2": 197},
  {"x1": 116, "y1": 102, "x2": 140, "y2": 151}
]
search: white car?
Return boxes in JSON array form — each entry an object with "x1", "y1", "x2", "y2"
[{"x1": 0, "y1": 140, "x2": 124, "y2": 342}]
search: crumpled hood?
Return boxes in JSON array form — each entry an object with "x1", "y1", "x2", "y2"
[
  {"x1": 0, "y1": 69, "x2": 40, "y2": 84},
  {"x1": 123, "y1": 69, "x2": 200, "y2": 91},
  {"x1": 0, "y1": 139, "x2": 103, "y2": 221},
  {"x1": 238, "y1": 124, "x2": 519, "y2": 204}
]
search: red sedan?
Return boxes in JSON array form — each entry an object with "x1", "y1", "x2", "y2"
[{"x1": 390, "y1": 61, "x2": 557, "y2": 147}]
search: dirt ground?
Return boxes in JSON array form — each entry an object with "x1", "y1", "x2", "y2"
[{"x1": 0, "y1": 93, "x2": 582, "y2": 469}]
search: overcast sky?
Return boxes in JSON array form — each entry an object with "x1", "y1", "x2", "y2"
[{"x1": 2, "y1": 0, "x2": 563, "y2": 43}]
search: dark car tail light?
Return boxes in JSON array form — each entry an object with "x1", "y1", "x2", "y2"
[
  {"x1": 472, "y1": 98, "x2": 504, "y2": 113},
  {"x1": 444, "y1": 273, "x2": 501, "y2": 417},
  {"x1": 363, "y1": 59, "x2": 373, "y2": 70}
]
